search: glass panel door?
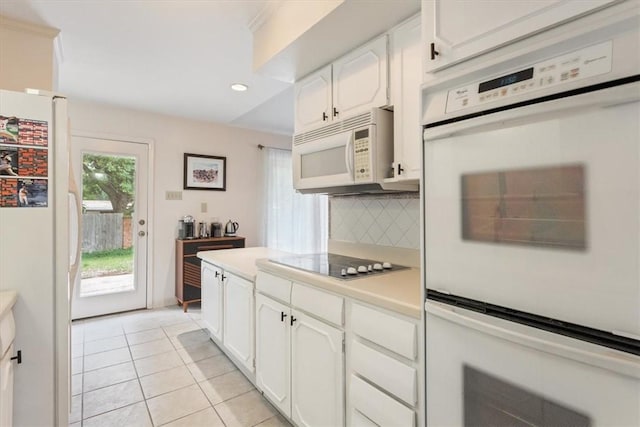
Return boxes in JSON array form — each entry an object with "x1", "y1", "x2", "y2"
[{"x1": 71, "y1": 136, "x2": 148, "y2": 319}]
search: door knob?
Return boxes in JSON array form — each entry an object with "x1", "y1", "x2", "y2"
[
  {"x1": 139, "y1": 219, "x2": 145, "y2": 225},
  {"x1": 138, "y1": 231, "x2": 146, "y2": 237}
]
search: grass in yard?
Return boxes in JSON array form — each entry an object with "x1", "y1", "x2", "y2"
[{"x1": 82, "y1": 247, "x2": 133, "y2": 278}]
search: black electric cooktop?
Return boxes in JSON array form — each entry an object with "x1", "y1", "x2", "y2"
[{"x1": 269, "y1": 253, "x2": 408, "y2": 280}]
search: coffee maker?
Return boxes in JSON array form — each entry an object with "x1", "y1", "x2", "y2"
[{"x1": 178, "y1": 215, "x2": 195, "y2": 239}]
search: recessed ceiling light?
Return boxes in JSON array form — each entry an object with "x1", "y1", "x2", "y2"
[{"x1": 231, "y1": 83, "x2": 248, "y2": 92}]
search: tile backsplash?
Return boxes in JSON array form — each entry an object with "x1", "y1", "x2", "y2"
[{"x1": 330, "y1": 193, "x2": 420, "y2": 249}]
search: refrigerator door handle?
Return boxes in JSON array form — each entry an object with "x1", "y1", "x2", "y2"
[{"x1": 68, "y1": 170, "x2": 81, "y2": 286}]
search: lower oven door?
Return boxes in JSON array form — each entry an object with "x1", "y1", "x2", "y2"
[
  {"x1": 426, "y1": 300, "x2": 640, "y2": 427},
  {"x1": 423, "y1": 81, "x2": 640, "y2": 337}
]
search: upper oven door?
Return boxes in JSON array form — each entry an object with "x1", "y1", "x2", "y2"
[
  {"x1": 423, "y1": 80, "x2": 640, "y2": 337},
  {"x1": 293, "y1": 129, "x2": 354, "y2": 191}
]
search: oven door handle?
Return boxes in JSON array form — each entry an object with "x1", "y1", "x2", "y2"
[
  {"x1": 425, "y1": 300, "x2": 640, "y2": 379},
  {"x1": 423, "y1": 81, "x2": 640, "y2": 142}
]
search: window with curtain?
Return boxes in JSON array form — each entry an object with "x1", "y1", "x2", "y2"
[{"x1": 261, "y1": 147, "x2": 328, "y2": 253}]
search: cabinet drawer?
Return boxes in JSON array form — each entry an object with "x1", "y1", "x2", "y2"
[
  {"x1": 350, "y1": 375, "x2": 415, "y2": 427},
  {"x1": 291, "y1": 283, "x2": 343, "y2": 326},
  {"x1": 182, "y1": 238, "x2": 244, "y2": 254},
  {"x1": 256, "y1": 272, "x2": 292, "y2": 304},
  {"x1": 351, "y1": 303, "x2": 416, "y2": 360},
  {"x1": 351, "y1": 340, "x2": 417, "y2": 406},
  {"x1": 351, "y1": 409, "x2": 378, "y2": 427}
]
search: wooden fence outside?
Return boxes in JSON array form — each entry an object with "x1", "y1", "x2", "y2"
[{"x1": 82, "y1": 213, "x2": 123, "y2": 253}]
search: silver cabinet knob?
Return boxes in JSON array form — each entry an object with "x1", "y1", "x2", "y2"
[{"x1": 138, "y1": 231, "x2": 146, "y2": 237}]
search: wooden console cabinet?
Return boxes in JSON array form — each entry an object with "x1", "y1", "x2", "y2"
[{"x1": 175, "y1": 237, "x2": 245, "y2": 311}]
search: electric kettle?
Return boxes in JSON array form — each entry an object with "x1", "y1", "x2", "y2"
[{"x1": 224, "y1": 220, "x2": 239, "y2": 237}]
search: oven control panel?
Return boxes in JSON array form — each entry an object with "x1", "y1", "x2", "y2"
[
  {"x1": 353, "y1": 128, "x2": 372, "y2": 182},
  {"x1": 446, "y1": 41, "x2": 613, "y2": 114}
]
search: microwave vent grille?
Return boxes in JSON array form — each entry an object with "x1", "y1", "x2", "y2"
[{"x1": 294, "y1": 111, "x2": 373, "y2": 145}]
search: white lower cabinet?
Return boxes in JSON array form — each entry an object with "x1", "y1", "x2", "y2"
[
  {"x1": 291, "y1": 310, "x2": 344, "y2": 427},
  {"x1": 349, "y1": 375, "x2": 415, "y2": 427},
  {"x1": 201, "y1": 262, "x2": 224, "y2": 342},
  {"x1": 255, "y1": 293, "x2": 291, "y2": 417},
  {"x1": 223, "y1": 274, "x2": 255, "y2": 372},
  {"x1": 255, "y1": 275, "x2": 345, "y2": 427},
  {"x1": 347, "y1": 302, "x2": 421, "y2": 427},
  {"x1": 202, "y1": 261, "x2": 256, "y2": 374},
  {"x1": 0, "y1": 344, "x2": 14, "y2": 427},
  {"x1": 253, "y1": 273, "x2": 422, "y2": 427}
]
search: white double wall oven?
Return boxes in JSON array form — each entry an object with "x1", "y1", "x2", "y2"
[{"x1": 422, "y1": 6, "x2": 640, "y2": 427}]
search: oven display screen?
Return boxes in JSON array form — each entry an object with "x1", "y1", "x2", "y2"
[
  {"x1": 355, "y1": 129, "x2": 369, "y2": 140},
  {"x1": 478, "y1": 67, "x2": 534, "y2": 93}
]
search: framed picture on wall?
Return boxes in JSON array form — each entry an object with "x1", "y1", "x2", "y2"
[{"x1": 183, "y1": 153, "x2": 226, "y2": 191}]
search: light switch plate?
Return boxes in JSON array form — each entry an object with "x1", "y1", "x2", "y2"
[{"x1": 166, "y1": 191, "x2": 182, "y2": 200}]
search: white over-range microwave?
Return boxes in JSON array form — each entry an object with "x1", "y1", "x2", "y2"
[{"x1": 292, "y1": 108, "x2": 417, "y2": 194}]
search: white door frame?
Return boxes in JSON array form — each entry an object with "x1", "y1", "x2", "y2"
[{"x1": 71, "y1": 130, "x2": 155, "y2": 312}]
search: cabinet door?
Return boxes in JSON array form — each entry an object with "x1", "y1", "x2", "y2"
[
  {"x1": 0, "y1": 344, "x2": 14, "y2": 427},
  {"x1": 390, "y1": 15, "x2": 422, "y2": 181},
  {"x1": 423, "y1": 0, "x2": 616, "y2": 72},
  {"x1": 333, "y1": 35, "x2": 389, "y2": 120},
  {"x1": 255, "y1": 293, "x2": 291, "y2": 417},
  {"x1": 294, "y1": 65, "x2": 332, "y2": 133},
  {"x1": 201, "y1": 263, "x2": 223, "y2": 342},
  {"x1": 291, "y1": 310, "x2": 344, "y2": 427},
  {"x1": 223, "y1": 273, "x2": 254, "y2": 372}
]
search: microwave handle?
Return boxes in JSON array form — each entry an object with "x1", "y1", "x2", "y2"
[{"x1": 345, "y1": 134, "x2": 354, "y2": 178}]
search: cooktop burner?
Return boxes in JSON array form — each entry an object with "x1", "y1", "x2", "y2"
[{"x1": 269, "y1": 253, "x2": 409, "y2": 280}]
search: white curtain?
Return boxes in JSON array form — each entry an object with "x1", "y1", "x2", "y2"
[{"x1": 261, "y1": 147, "x2": 328, "y2": 254}]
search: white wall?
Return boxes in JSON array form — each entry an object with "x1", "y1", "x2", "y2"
[{"x1": 68, "y1": 99, "x2": 291, "y2": 307}]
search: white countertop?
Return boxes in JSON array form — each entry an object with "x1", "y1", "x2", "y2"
[
  {"x1": 0, "y1": 290, "x2": 18, "y2": 320},
  {"x1": 197, "y1": 246, "x2": 422, "y2": 319},
  {"x1": 197, "y1": 247, "x2": 292, "y2": 282},
  {"x1": 256, "y1": 258, "x2": 422, "y2": 319}
]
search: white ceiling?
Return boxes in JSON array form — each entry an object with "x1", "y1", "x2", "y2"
[{"x1": 0, "y1": 0, "x2": 295, "y2": 135}]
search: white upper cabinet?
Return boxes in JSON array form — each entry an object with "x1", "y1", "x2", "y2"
[
  {"x1": 332, "y1": 35, "x2": 389, "y2": 122},
  {"x1": 422, "y1": 0, "x2": 616, "y2": 72},
  {"x1": 294, "y1": 65, "x2": 332, "y2": 132},
  {"x1": 294, "y1": 35, "x2": 389, "y2": 134},
  {"x1": 389, "y1": 15, "x2": 422, "y2": 182}
]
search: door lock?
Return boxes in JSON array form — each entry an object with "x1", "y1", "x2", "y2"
[
  {"x1": 138, "y1": 231, "x2": 146, "y2": 237},
  {"x1": 139, "y1": 219, "x2": 145, "y2": 225}
]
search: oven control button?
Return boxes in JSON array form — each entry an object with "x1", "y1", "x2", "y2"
[
  {"x1": 382, "y1": 262, "x2": 392, "y2": 269},
  {"x1": 341, "y1": 269, "x2": 347, "y2": 276},
  {"x1": 367, "y1": 265, "x2": 373, "y2": 272},
  {"x1": 357, "y1": 265, "x2": 368, "y2": 273},
  {"x1": 373, "y1": 263, "x2": 383, "y2": 271},
  {"x1": 347, "y1": 267, "x2": 358, "y2": 275}
]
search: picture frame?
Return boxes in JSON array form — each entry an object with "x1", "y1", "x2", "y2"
[{"x1": 183, "y1": 153, "x2": 226, "y2": 191}]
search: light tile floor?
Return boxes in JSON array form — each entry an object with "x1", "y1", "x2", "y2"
[{"x1": 70, "y1": 305, "x2": 292, "y2": 427}]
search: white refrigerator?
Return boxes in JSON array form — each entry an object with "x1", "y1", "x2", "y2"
[{"x1": 0, "y1": 89, "x2": 80, "y2": 426}]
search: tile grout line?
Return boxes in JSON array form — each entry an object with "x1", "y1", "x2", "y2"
[{"x1": 124, "y1": 321, "x2": 156, "y2": 426}]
